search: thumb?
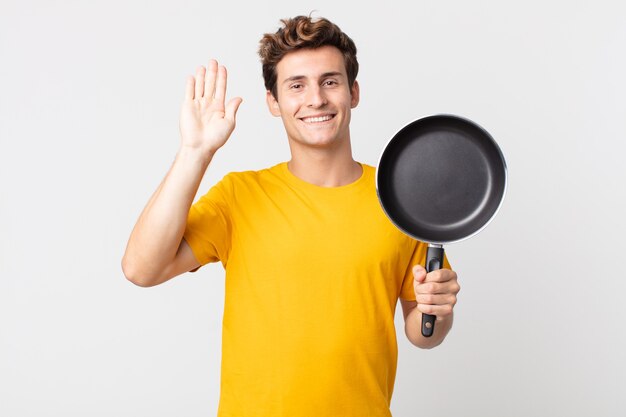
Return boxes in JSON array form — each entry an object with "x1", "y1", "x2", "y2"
[
  {"x1": 225, "y1": 97, "x2": 243, "y2": 121},
  {"x1": 412, "y1": 264, "x2": 427, "y2": 283}
]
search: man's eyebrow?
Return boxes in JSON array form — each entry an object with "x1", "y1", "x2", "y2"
[
  {"x1": 282, "y1": 72, "x2": 344, "y2": 84},
  {"x1": 283, "y1": 75, "x2": 305, "y2": 84},
  {"x1": 320, "y1": 71, "x2": 343, "y2": 78}
]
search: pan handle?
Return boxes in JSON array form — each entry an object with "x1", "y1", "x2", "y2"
[{"x1": 422, "y1": 245, "x2": 444, "y2": 337}]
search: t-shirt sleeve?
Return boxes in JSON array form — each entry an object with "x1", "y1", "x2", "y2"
[
  {"x1": 399, "y1": 241, "x2": 453, "y2": 301},
  {"x1": 183, "y1": 174, "x2": 233, "y2": 269}
]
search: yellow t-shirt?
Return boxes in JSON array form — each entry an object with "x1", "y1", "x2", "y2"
[{"x1": 184, "y1": 162, "x2": 450, "y2": 417}]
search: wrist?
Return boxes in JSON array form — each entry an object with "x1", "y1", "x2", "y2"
[{"x1": 176, "y1": 146, "x2": 215, "y2": 166}]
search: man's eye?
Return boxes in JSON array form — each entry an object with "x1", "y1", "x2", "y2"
[
  {"x1": 290, "y1": 84, "x2": 302, "y2": 89},
  {"x1": 323, "y1": 80, "x2": 337, "y2": 86}
]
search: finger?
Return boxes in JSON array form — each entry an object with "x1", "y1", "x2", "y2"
[
  {"x1": 415, "y1": 280, "x2": 460, "y2": 297},
  {"x1": 204, "y1": 59, "x2": 218, "y2": 98},
  {"x1": 195, "y1": 66, "x2": 205, "y2": 99},
  {"x1": 414, "y1": 281, "x2": 443, "y2": 295},
  {"x1": 225, "y1": 97, "x2": 243, "y2": 121},
  {"x1": 412, "y1": 264, "x2": 427, "y2": 283},
  {"x1": 214, "y1": 65, "x2": 227, "y2": 103},
  {"x1": 184, "y1": 75, "x2": 195, "y2": 100},
  {"x1": 424, "y1": 268, "x2": 457, "y2": 283},
  {"x1": 417, "y1": 303, "x2": 454, "y2": 317},
  {"x1": 415, "y1": 293, "x2": 456, "y2": 306}
]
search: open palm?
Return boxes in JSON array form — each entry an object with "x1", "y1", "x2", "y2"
[{"x1": 179, "y1": 60, "x2": 242, "y2": 156}]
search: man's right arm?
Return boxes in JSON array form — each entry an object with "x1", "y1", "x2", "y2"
[{"x1": 121, "y1": 60, "x2": 242, "y2": 287}]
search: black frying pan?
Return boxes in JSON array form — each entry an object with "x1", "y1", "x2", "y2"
[{"x1": 376, "y1": 114, "x2": 507, "y2": 337}]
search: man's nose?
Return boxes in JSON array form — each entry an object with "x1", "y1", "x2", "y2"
[{"x1": 307, "y1": 85, "x2": 327, "y2": 108}]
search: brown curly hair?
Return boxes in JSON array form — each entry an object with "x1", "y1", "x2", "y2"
[{"x1": 258, "y1": 15, "x2": 359, "y2": 99}]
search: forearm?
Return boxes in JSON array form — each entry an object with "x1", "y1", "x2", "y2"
[
  {"x1": 122, "y1": 147, "x2": 212, "y2": 282},
  {"x1": 404, "y1": 307, "x2": 453, "y2": 349}
]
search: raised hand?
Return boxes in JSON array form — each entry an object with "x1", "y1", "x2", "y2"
[{"x1": 179, "y1": 59, "x2": 243, "y2": 157}]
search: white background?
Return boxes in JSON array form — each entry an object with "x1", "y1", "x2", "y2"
[{"x1": 1, "y1": 0, "x2": 625, "y2": 416}]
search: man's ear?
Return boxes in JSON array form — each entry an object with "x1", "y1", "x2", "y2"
[
  {"x1": 266, "y1": 91, "x2": 281, "y2": 117},
  {"x1": 350, "y1": 80, "x2": 360, "y2": 109}
]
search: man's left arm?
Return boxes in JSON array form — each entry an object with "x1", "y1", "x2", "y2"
[{"x1": 400, "y1": 265, "x2": 460, "y2": 349}]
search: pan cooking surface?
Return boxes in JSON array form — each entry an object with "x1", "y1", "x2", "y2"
[{"x1": 377, "y1": 115, "x2": 506, "y2": 243}]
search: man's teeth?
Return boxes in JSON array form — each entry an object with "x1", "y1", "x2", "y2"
[{"x1": 302, "y1": 115, "x2": 333, "y2": 123}]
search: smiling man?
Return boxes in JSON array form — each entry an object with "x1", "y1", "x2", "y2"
[{"x1": 122, "y1": 15, "x2": 459, "y2": 417}]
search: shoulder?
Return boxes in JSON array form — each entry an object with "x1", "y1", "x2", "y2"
[
  {"x1": 222, "y1": 162, "x2": 283, "y2": 185},
  {"x1": 356, "y1": 163, "x2": 377, "y2": 189},
  {"x1": 361, "y1": 163, "x2": 377, "y2": 177},
  {"x1": 214, "y1": 163, "x2": 286, "y2": 197}
]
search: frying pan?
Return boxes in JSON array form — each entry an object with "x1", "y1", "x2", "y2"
[{"x1": 376, "y1": 114, "x2": 507, "y2": 337}]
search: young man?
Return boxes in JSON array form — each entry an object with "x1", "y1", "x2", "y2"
[{"x1": 122, "y1": 15, "x2": 459, "y2": 417}]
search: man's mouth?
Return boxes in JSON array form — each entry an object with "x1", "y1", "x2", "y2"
[{"x1": 300, "y1": 114, "x2": 335, "y2": 124}]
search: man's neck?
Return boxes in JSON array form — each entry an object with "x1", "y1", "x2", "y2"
[{"x1": 287, "y1": 140, "x2": 362, "y2": 187}]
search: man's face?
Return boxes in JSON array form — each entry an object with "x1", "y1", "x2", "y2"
[{"x1": 266, "y1": 45, "x2": 360, "y2": 150}]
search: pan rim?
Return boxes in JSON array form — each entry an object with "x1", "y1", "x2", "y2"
[{"x1": 375, "y1": 113, "x2": 508, "y2": 245}]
